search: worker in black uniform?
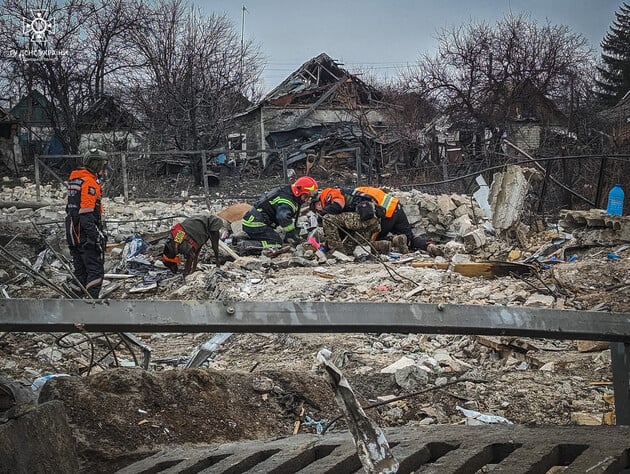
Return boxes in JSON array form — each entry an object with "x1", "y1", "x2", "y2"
[
  {"x1": 65, "y1": 149, "x2": 110, "y2": 298},
  {"x1": 241, "y1": 176, "x2": 318, "y2": 248}
]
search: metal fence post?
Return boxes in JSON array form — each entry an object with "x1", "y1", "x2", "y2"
[
  {"x1": 120, "y1": 152, "x2": 129, "y2": 203},
  {"x1": 34, "y1": 155, "x2": 41, "y2": 202},
  {"x1": 611, "y1": 342, "x2": 630, "y2": 425}
]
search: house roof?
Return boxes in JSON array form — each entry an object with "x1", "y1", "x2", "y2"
[
  {"x1": 599, "y1": 89, "x2": 630, "y2": 122},
  {"x1": 508, "y1": 81, "x2": 567, "y2": 126},
  {"x1": 10, "y1": 90, "x2": 54, "y2": 125},
  {"x1": 78, "y1": 95, "x2": 138, "y2": 132},
  {"x1": 262, "y1": 52, "x2": 383, "y2": 107}
]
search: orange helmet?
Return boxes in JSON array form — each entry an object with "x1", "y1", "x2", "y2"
[{"x1": 291, "y1": 176, "x2": 318, "y2": 197}]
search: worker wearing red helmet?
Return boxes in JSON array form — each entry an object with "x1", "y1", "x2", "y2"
[{"x1": 242, "y1": 176, "x2": 318, "y2": 248}]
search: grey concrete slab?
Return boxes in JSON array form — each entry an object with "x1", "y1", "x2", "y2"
[{"x1": 116, "y1": 425, "x2": 630, "y2": 473}]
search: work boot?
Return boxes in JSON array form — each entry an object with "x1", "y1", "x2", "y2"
[
  {"x1": 371, "y1": 240, "x2": 391, "y2": 254},
  {"x1": 236, "y1": 239, "x2": 264, "y2": 256},
  {"x1": 391, "y1": 235, "x2": 409, "y2": 254}
]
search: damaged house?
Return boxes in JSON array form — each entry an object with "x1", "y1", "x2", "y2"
[
  {"x1": 227, "y1": 52, "x2": 398, "y2": 179},
  {"x1": 502, "y1": 81, "x2": 570, "y2": 154},
  {"x1": 0, "y1": 107, "x2": 22, "y2": 174},
  {"x1": 78, "y1": 95, "x2": 143, "y2": 153},
  {"x1": 599, "y1": 89, "x2": 630, "y2": 150},
  {"x1": 9, "y1": 90, "x2": 56, "y2": 161}
]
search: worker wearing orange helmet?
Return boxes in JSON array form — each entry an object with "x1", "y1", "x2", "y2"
[
  {"x1": 314, "y1": 186, "x2": 431, "y2": 252},
  {"x1": 242, "y1": 176, "x2": 318, "y2": 248}
]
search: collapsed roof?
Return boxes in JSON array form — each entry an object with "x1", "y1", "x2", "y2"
[{"x1": 261, "y1": 52, "x2": 383, "y2": 107}]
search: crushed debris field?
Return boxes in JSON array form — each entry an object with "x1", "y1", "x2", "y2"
[{"x1": 1, "y1": 171, "x2": 629, "y2": 472}]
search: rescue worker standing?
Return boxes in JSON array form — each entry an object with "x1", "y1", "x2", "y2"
[
  {"x1": 65, "y1": 149, "x2": 109, "y2": 298},
  {"x1": 241, "y1": 176, "x2": 318, "y2": 248},
  {"x1": 162, "y1": 214, "x2": 231, "y2": 276}
]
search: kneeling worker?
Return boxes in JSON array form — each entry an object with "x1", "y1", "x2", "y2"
[
  {"x1": 241, "y1": 176, "x2": 318, "y2": 248},
  {"x1": 162, "y1": 214, "x2": 231, "y2": 276}
]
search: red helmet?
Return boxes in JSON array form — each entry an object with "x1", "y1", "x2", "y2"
[{"x1": 291, "y1": 176, "x2": 318, "y2": 197}]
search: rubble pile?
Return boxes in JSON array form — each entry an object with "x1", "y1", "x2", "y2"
[{"x1": 1, "y1": 172, "x2": 629, "y2": 471}]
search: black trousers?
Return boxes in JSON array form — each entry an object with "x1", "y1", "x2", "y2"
[
  {"x1": 375, "y1": 204, "x2": 414, "y2": 243},
  {"x1": 69, "y1": 244, "x2": 104, "y2": 298}
]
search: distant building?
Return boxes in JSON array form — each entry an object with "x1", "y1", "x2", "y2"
[{"x1": 227, "y1": 52, "x2": 397, "y2": 174}]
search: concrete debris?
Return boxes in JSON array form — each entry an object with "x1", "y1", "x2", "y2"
[{"x1": 1, "y1": 170, "x2": 628, "y2": 467}]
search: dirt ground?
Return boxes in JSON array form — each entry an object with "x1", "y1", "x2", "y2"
[{"x1": 0, "y1": 172, "x2": 627, "y2": 473}]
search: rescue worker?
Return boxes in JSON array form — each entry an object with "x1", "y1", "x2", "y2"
[
  {"x1": 320, "y1": 212, "x2": 381, "y2": 255},
  {"x1": 162, "y1": 214, "x2": 231, "y2": 276},
  {"x1": 310, "y1": 187, "x2": 381, "y2": 254},
  {"x1": 241, "y1": 176, "x2": 318, "y2": 248},
  {"x1": 65, "y1": 149, "x2": 109, "y2": 298},
  {"x1": 314, "y1": 186, "x2": 433, "y2": 254}
]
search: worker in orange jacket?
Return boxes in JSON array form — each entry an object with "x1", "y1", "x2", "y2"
[
  {"x1": 65, "y1": 149, "x2": 110, "y2": 298},
  {"x1": 314, "y1": 186, "x2": 431, "y2": 252}
]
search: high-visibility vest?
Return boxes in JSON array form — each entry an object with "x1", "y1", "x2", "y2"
[{"x1": 355, "y1": 186, "x2": 398, "y2": 218}]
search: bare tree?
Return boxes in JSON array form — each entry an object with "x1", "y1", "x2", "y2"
[
  {"x1": 402, "y1": 13, "x2": 595, "y2": 162},
  {"x1": 127, "y1": 0, "x2": 263, "y2": 183},
  {"x1": 0, "y1": 0, "x2": 148, "y2": 154}
]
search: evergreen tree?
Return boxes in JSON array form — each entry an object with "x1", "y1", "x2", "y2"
[{"x1": 596, "y1": 2, "x2": 630, "y2": 106}]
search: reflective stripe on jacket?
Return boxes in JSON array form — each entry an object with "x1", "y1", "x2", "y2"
[
  {"x1": 243, "y1": 186, "x2": 300, "y2": 232},
  {"x1": 354, "y1": 186, "x2": 399, "y2": 218},
  {"x1": 65, "y1": 168, "x2": 103, "y2": 246}
]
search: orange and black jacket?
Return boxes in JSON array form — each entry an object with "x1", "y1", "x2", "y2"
[
  {"x1": 65, "y1": 168, "x2": 104, "y2": 247},
  {"x1": 318, "y1": 187, "x2": 392, "y2": 216},
  {"x1": 354, "y1": 186, "x2": 399, "y2": 218}
]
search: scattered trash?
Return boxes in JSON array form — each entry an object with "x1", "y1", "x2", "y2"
[
  {"x1": 302, "y1": 415, "x2": 330, "y2": 434},
  {"x1": 306, "y1": 236, "x2": 320, "y2": 250},
  {"x1": 607, "y1": 253, "x2": 621, "y2": 261},
  {"x1": 456, "y1": 406, "x2": 513, "y2": 424},
  {"x1": 31, "y1": 373, "x2": 71, "y2": 391}
]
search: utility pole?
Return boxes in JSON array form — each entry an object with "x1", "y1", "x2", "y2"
[{"x1": 240, "y1": 5, "x2": 247, "y2": 81}]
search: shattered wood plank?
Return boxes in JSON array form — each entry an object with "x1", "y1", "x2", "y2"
[
  {"x1": 577, "y1": 340, "x2": 610, "y2": 352},
  {"x1": 474, "y1": 336, "x2": 543, "y2": 368},
  {"x1": 216, "y1": 203, "x2": 251, "y2": 223},
  {"x1": 410, "y1": 261, "x2": 536, "y2": 278},
  {"x1": 218, "y1": 240, "x2": 239, "y2": 260},
  {"x1": 313, "y1": 270, "x2": 335, "y2": 279}
]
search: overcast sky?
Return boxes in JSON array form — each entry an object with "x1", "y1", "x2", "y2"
[{"x1": 198, "y1": 0, "x2": 623, "y2": 91}]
